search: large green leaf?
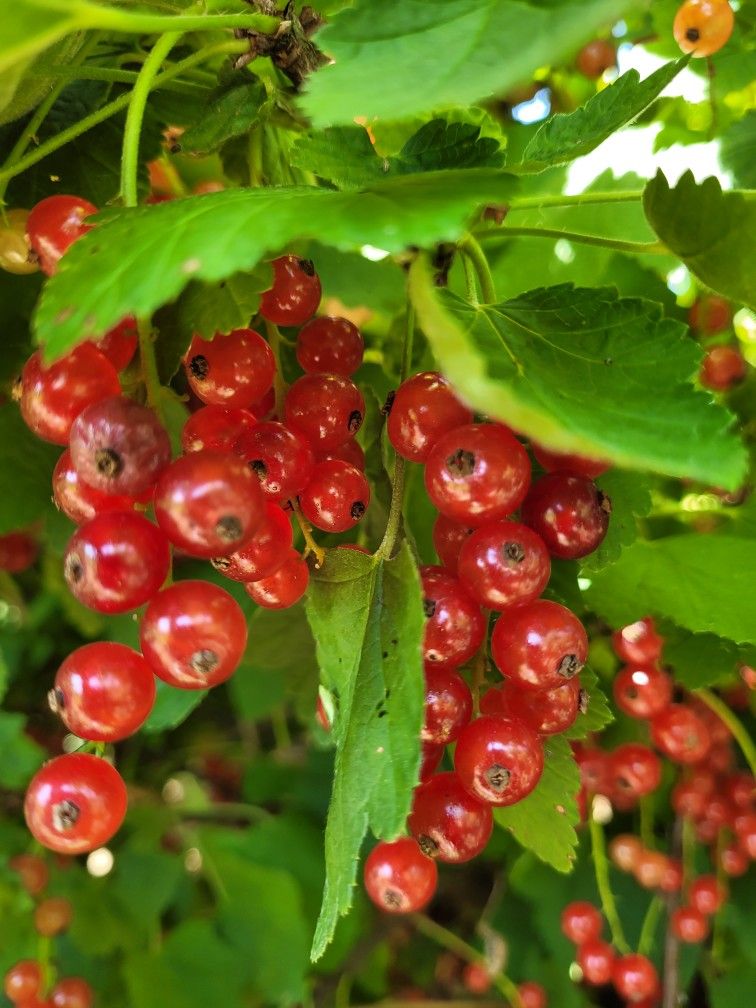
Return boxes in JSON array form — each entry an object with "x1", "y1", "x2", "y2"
[
  {"x1": 408, "y1": 257, "x2": 746, "y2": 489},
  {"x1": 494, "y1": 734, "x2": 580, "y2": 872},
  {"x1": 176, "y1": 80, "x2": 267, "y2": 156},
  {"x1": 305, "y1": 544, "x2": 425, "y2": 960},
  {"x1": 643, "y1": 171, "x2": 756, "y2": 309},
  {"x1": 301, "y1": 0, "x2": 630, "y2": 126},
  {"x1": 142, "y1": 681, "x2": 208, "y2": 733},
  {"x1": 580, "y1": 470, "x2": 652, "y2": 575},
  {"x1": 585, "y1": 536, "x2": 756, "y2": 646},
  {"x1": 520, "y1": 59, "x2": 687, "y2": 173},
  {"x1": 34, "y1": 171, "x2": 517, "y2": 358},
  {"x1": 0, "y1": 406, "x2": 59, "y2": 535},
  {"x1": 661, "y1": 628, "x2": 754, "y2": 690}
]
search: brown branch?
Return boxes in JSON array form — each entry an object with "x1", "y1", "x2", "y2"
[{"x1": 662, "y1": 816, "x2": 684, "y2": 1008}]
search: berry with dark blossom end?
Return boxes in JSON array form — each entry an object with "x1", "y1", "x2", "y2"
[
  {"x1": 140, "y1": 580, "x2": 247, "y2": 689},
  {"x1": 578, "y1": 939, "x2": 615, "y2": 985},
  {"x1": 672, "y1": 905, "x2": 710, "y2": 943},
  {"x1": 51, "y1": 642, "x2": 155, "y2": 740},
  {"x1": 242, "y1": 421, "x2": 315, "y2": 500},
  {"x1": 458, "y1": 520, "x2": 550, "y2": 611},
  {"x1": 0, "y1": 531, "x2": 38, "y2": 572},
  {"x1": 299, "y1": 460, "x2": 370, "y2": 533},
  {"x1": 611, "y1": 953, "x2": 659, "y2": 1003},
  {"x1": 387, "y1": 371, "x2": 473, "y2": 463},
  {"x1": 420, "y1": 565, "x2": 485, "y2": 667},
  {"x1": 424, "y1": 423, "x2": 531, "y2": 525},
  {"x1": 422, "y1": 665, "x2": 473, "y2": 744},
  {"x1": 408, "y1": 771, "x2": 493, "y2": 863},
  {"x1": 285, "y1": 373, "x2": 365, "y2": 451},
  {"x1": 609, "y1": 743, "x2": 662, "y2": 799},
  {"x1": 50, "y1": 977, "x2": 94, "y2": 1008},
  {"x1": 53, "y1": 449, "x2": 136, "y2": 525},
  {"x1": 363, "y1": 836, "x2": 437, "y2": 913},
  {"x1": 521, "y1": 472, "x2": 610, "y2": 559},
  {"x1": 296, "y1": 316, "x2": 364, "y2": 376},
  {"x1": 24, "y1": 753, "x2": 127, "y2": 854},
  {"x1": 69, "y1": 395, "x2": 171, "y2": 497},
  {"x1": 673, "y1": 0, "x2": 735, "y2": 57},
  {"x1": 532, "y1": 442, "x2": 609, "y2": 480},
  {"x1": 184, "y1": 328, "x2": 275, "y2": 409},
  {"x1": 181, "y1": 405, "x2": 258, "y2": 455},
  {"x1": 4, "y1": 960, "x2": 43, "y2": 1003},
  {"x1": 19, "y1": 344, "x2": 121, "y2": 445},
  {"x1": 154, "y1": 451, "x2": 264, "y2": 558},
  {"x1": 490, "y1": 599, "x2": 588, "y2": 691},
  {"x1": 63, "y1": 511, "x2": 170, "y2": 613},
  {"x1": 245, "y1": 548, "x2": 309, "y2": 609},
  {"x1": 432, "y1": 513, "x2": 474, "y2": 575},
  {"x1": 561, "y1": 901, "x2": 603, "y2": 945},
  {"x1": 212, "y1": 502, "x2": 292, "y2": 582},
  {"x1": 454, "y1": 714, "x2": 544, "y2": 806},
  {"x1": 260, "y1": 255, "x2": 321, "y2": 326},
  {"x1": 26, "y1": 194, "x2": 97, "y2": 274},
  {"x1": 613, "y1": 664, "x2": 672, "y2": 719},
  {"x1": 651, "y1": 703, "x2": 712, "y2": 764},
  {"x1": 612, "y1": 617, "x2": 663, "y2": 666}
]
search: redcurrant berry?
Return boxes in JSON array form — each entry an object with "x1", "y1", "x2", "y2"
[
  {"x1": 242, "y1": 421, "x2": 315, "y2": 500},
  {"x1": 140, "y1": 580, "x2": 247, "y2": 689},
  {"x1": 0, "y1": 531, "x2": 38, "y2": 572},
  {"x1": 422, "y1": 665, "x2": 473, "y2": 744},
  {"x1": 260, "y1": 256, "x2": 321, "y2": 326},
  {"x1": 454, "y1": 715, "x2": 544, "y2": 806},
  {"x1": 24, "y1": 753, "x2": 127, "y2": 854},
  {"x1": 689, "y1": 294, "x2": 732, "y2": 334},
  {"x1": 9, "y1": 853, "x2": 49, "y2": 895},
  {"x1": 674, "y1": 0, "x2": 734, "y2": 57},
  {"x1": 609, "y1": 833, "x2": 643, "y2": 872},
  {"x1": 50, "y1": 977, "x2": 94, "y2": 1008},
  {"x1": 26, "y1": 194, "x2": 97, "y2": 275},
  {"x1": 50, "y1": 642, "x2": 155, "y2": 740},
  {"x1": 285, "y1": 373, "x2": 364, "y2": 451},
  {"x1": 612, "y1": 617, "x2": 663, "y2": 666},
  {"x1": 64, "y1": 511, "x2": 170, "y2": 613},
  {"x1": 182, "y1": 404, "x2": 258, "y2": 456},
  {"x1": 561, "y1": 901, "x2": 603, "y2": 945},
  {"x1": 97, "y1": 316, "x2": 138, "y2": 371},
  {"x1": 490, "y1": 599, "x2": 588, "y2": 691},
  {"x1": 458, "y1": 520, "x2": 550, "y2": 611},
  {"x1": 299, "y1": 460, "x2": 370, "y2": 533},
  {"x1": 212, "y1": 502, "x2": 292, "y2": 582},
  {"x1": 421, "y1": 565, "x2": 485, "y2": 666},
  {"x1": 316, "y1": 439, "x2": 366, "y2": 471},
  {"x1": 659, "y1": 858, "x2": 684, "y2": 894},
  {"x1": 424, "y1": 423, "x2": 531, "y2": 525},
  {"x1": 184, "y1": 329, "x2": 275, "y2": 409},
  {"x1": 700, "y1": 345, "x2": 746, "y2": 391},
  {"x1": 420, "y1": 741, "x2": 445, "y2": 783},
  {"x1": 613, "y1": 664, "x2": 672, "y2": 719},
  {"x1": 4, "y1": 961, "x2": 43, "y2": 1003},
  {"x1": 521, "y1": 472, "x2": 610, "y2": 559},
  {"x1": 387, "y1": 372, "x2": 473, "y2": 463},
  {"x1": 432, "y1": 514, "x2": 474, "y2": 575},
  {"x1": 245, "y1": 548, "x2": 309, "y2": 609},
  {"x1": 19, "y1": 344, "x2": 120, "y2": 445},
  {"x1": 724, "y1": 771, "x2": 755, "y2": 810},
  {"x1": 532, "y1": 442, "x2": 609, "y2": 480},
  {"x1": 719, "y1": 842, "x2": 749, "y2": 877},
  {"x1": 609, "y1": 743, "x2": 662, "y2": 799},
  {"x1": 53, "y1": 449, "x2": 135, "y2": 525},
  {"x1": 363, "y1": 836, "x2": 437, "y2": 913},
  {"x1": 0, "y1": 208, "x2": 37, "y2": 275},
  {"x1": 154, "y1": 451, "x2": 264, "y2": 557},
  {"x1": 576, "y1": 39, "x2": 616, "y2": 77},
  {"x1": 34, "y1": 896, "x2": 72, "y2": 936},
  {"x1": 577, "y1": 939, "x2": 615, "y2": 985},
  {"x1": 651, "y1": 704, "x2": 712, "y2": 764},
  {"x1": 462, "y1": 962, "x2": 491, "y2": 994},
  {"x1": 296, "y1": 316, "x2": 364, "y2": 376},
  {"x1": 612, "y1": 953, "x2": 658, "y2": 1003},
  {"x1": 518, "y1": 981, "x2": 547, "y2": 1008},
  {"x1": 574, "y1": 743, "x2": 610, "y2": 796},
  {"x1": 671, "y1": 905, "x2": 710, "y2": 943},
  {"x1": 408, "y1": 771, "x2": 493, "y2": 863},
  {"x1": 689, "y1": 874, "x2": 727, "y2": 915},
  {"x1": 634, "y1": 850, "x2": 668, "y2": 889}
]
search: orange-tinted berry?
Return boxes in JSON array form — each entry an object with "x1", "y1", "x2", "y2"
[{"x1": 673, "y1": 0, "x2": 735, "y2": 57}]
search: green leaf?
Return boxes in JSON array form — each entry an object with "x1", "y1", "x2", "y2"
[
  {"x1": 565, "y1": 668, "x2": 614, "y2": 740},
  {"x1": 301, "y1": 0, "x2": 631, "y2": 126},
  {"x1": 142, "y1": 680, "x2": 208, "y2": 733},
  {"x1": 659, "y1": 627, "x2": 752, "y2": 690},
  {"x1": 494, "y1": 734, "x2": 580, "y2": 872},
  {"x1": 520, "y1": 59, "x2": 687, "y2": 172},
  {"x1": 0, "y1": 406, "x2": 59, "y2": 535},
  {"x1": 34, "y1": 171, "x2": 517, "y2": 358},
  {"x1": 580, "y1": 470, "x2": 652, "y2": 575},
  {"x1": 176, "y1": 81, "x2": 266, "y2": 156},
  {"x1": 177, "y1": 268, "x2": 271, "y2": 340},
  {"x1": 643, "y1": 171, "x2": 756, "y2": 309},
  {"x1": 720, "y1": 112, "x2": 756, "y2": 189},
  {"x1": 305, "y1": 543, "x2": 425, "y2": 960},
  {"x1": 409, "y1": 257, "x2": 746, "y2": 490},
  {"x1": 0, "y1": 0, "x2": 82, "y2": 76},
  {"x1": 585, "y1": 536, "x2": 756, "y2": 646},
  {"x1": 0, "y1": 712, "x2": 44, "y2": 788},
  {"x1": 0, "y1": 269, "x2": 42, "y2": 383}
]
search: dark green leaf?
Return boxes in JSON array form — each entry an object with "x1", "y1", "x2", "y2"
[
  {"x1": 291, "y1": 126, "x2": 385, "y2": 188},
  {"x1": 720, "y1": 112, "x2": 756, "y2": 189},
  {"x1": 580, "y1": 470, "x2": 652, "y2": 574},
  {"x1": 305, "y1": 543, "x2": 425, "y2": 960},
  {"x1": 521, "y1": 59, "x2": 686, "y2": 172},
  {"x1": 0, "y1": 269, "x2": 42, "y2": 383},
  {"x1": 176, "y1": 81, "x2": 266, "y2": 155},
  {"x1": 661, "y1": 627, "x2": 753, "y2": 690},
  {"x1": 565, "y1": 668, "x2": 614, "y2": 740},
  {"x1": 0, "y1": 405, "x2": 59, "y2": 535},
  {"x1": 409, "y1": 257, "x2": 746, "y2": 489},
  {"x1": 177, "y1": 268, "x2": 271, "y2": 340},
  {"x1": 34, "y1": 171, "x2": 517, "y2": 358},
  {"x1": 142, "y1": 680, "x2": 208, "y2": 733},
  {"x1": 643, "y1": 171, "x2": 756, "y2": 309},
  {"x1": 0, "y1": 712, "x2": 44, "y2": 788}
]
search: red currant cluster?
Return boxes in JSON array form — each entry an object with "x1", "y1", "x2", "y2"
[
  {"x1": 14, "y1": 193, "x2": 371, "y2": 861},
  {"x1": 4, "y1": 854, "x2": 92, "y2": 1008},
  {"x1": 689, "y1": 294, "x2": 748, "y2": 393}
]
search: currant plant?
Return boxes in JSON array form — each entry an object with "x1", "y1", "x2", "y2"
[{"x1": 0, "y1": 0, "x2": 754, "y2": 1006}]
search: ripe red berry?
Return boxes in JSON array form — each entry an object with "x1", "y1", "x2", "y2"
[
  {"x1": 34, "y1": 896, "x2": 72, "y2": 936},
  {"x1": 659, "y1": 857, "x2": 684, "y2": 894},
  {"x1": 212, "y1": 502, "x2": 292, "y2": 582},
  {"x1": 242, "y1": 421, "x2": 315, "y2": 500},
  {"x1": 422, "y1": 665, "x2": 473, "y2": 745},
  {"x1": 140, "y1": 580, "x2": 247, "y2": 689},
  {"x1": 97, "y1": 316, "x2": 138, "y2": 371},
  {"x1": 154, "y1": 451, "x2": 264, "y2": 557},
  {"x1": 24, "y1": 753, "x2": 127, "y2": 854},
  {"x1": 651, "y1": 704, "x2": 712, "y2": 764},
  {"x1": 521, "y1": 472, "x2": 610, "y2": 560},
  {"x1": 285, "y1": 373, "x2": 365, "y2": 451},
  {"x1": 689, "y1": 294, "x2": 732, "y2": 334},
  {"x1": 69, "y1": 395, "x2": 171, "y2": 497},
  {"x1": 458, "y1": 520, "x2": 550, "y2": 611},
  {"x1": 4, "y1": 960, "x2": 43, "y2": 1003},
  {"x1": 700, "y1": 345, "x2": 747, "y2": 391},
  {"x1": 387, "y1": 372, "x2": 473, "y2": 463},
  {"x1": 576, "y1": 39, "x2": 616, "y2": 77},
  {"x1": 424, "y1": 423, "x2": 531, "y2": 525},
  {"x1": 63, "y1": 511, "x2": 170, "y2": 613},
  {"x1": 490, "y1": 599, "x2": 588, "y2": 691},
  {"x1": 612, "y1": 617, "x2": 663, "y2": 666},
  {"x1": 462, "y1": 962, "x2": 491, "y2": 994},
  {"x1": 577, "y1": 939, "x2": 615, "y2": 985},
  {"x1": 609, "y1": 743, "x2": 662, "y2": 799},
  {"x1": 689, "y1": 874, "x2": 727, "y2": 915},
  {"x1": 518, "y1": 982, "x2": 547, "y2": 1008},
  {"x1": 185, "y1": 328, "x2": 275, "y2": 409},
  {"x1": 561, "y1": 901, "x2": 603, "y2": 945},
  {"x1": 634, "y1": 850, "x2": 667, "y2": 889},
  {"x1": 574, "y1": 744, "x2": 610, "y2": 796},
  {"x1": 454, "y1": 715, "x2": 544, "y2": 806},
  {"x1": 719, "y1": 842, "x2": 749, "y2": 877},
  {"x1": 296, "y1": 316, "x2": 364, "y2": 376},
  {"x1": 182, "y1": 405, "x2": 258, "y2": 455},
  {"x1": 51, "y1": 642, "x2": 155, "y2": 741},
  {"x1": 432, "y1": 514, "x2": 474, "y2": 575},
  {"x1": 420, "y1": 741, "x2": 444, "y2": 782},
  {"x1": 724, "y1": 771, "x2": 755, "y2": 810},
  {"x1": 9, "y1": 853, "x2": 49, "y2": 895},
  {"x1": 245, "y1": 548, "x2": 309, "y2": 609},
  {"x1": 481, "y1": 678, "x2": 582, "y2": 736},
  {"x1": 363, "y1": 836, "x2": 437, "y2": 913},
  {"x1": 0, "y1": 531, "x2": 38, "y2": 572},
  {"x1": 408, "y1": 771, "x2": 493, "y2": 863},
  {"x1": 421, "y1": 565, "x2": 485, "y2": 666},
  {"x1": 612, "y1": 953, "x2": 659, "y2": 1002},
  {"x1": 609, "y1": 833, "x2": 643, "y2": 872},
  {"x1": 316, "y1": 438, "x2": 366, "y2": 471},
  {"x1": 53, "y1": 449, "x2": 135, "y2": 524},
  {"x1": 19, "y1": 344, "x2": 121, "y2": 445},
  {"x1": 672, "y1": 905, "x2": 710, "y2": 943},
  {"x1": 50, "y1": 977, "x2": 94, "y2": 1008},
  {"x1": 613, "y1": 664, "x2": 672, "y2": 719},
  {"x1": 299, "y1": 460, "x2": 370, "y2": 533},
  {"x1": 260, "y1": 256, "x2": 321, "y2": 326},
  {"x1": 673, "y1": 0, "x2": 735, "y2": 57},
  {"x1": 26, "y1": 194, "x2": 97, "y2": 274},
  {"x1": 531, "y1": 443, "x2": 609, "y2": 480}
]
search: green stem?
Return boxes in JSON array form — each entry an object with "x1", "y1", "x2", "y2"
[
  {"x1": 588, "y1": 812, "x2": 631, "y2": 954},
  {"x1": 459, "y1": 235, "x2": 496, "y2": 303},
  {"x1": 29, "y1": 64, "x2": 202, "y2": 91},
  {"x1": 411, "y1": 913, "x2": 523, "y2": 1008},
  {"x1": 460, "y1": 251, "x2": 478, "y2": 305},
  {"x1": 37, "y1": 934, "x2": 55, "y2": 994},
  {"x1": 480, "y1": 226, "x2": 668, "y2": 256},
  {"x1": 137, "y1": 318, "x2": 163, "y2": 411},
  {"x1": 639, "y1": 794, "x2": 655, "y2": 850},
  {"x1": 291, "y1": 499, "x2": 326, "y2": 568},
  {"x1": 0, "y1": 40, "x2": 248, "y2": 186},
  {"x1": 67, "y1": 3, "x2": 278, "y2": 35},
  {"x1": 121, "y1": 33, "x2": 180, "y2": 206},
  {"x1": 710, "y1": 831, "x2": 728, "y2": 968},
  {"x1": 637, "y1": 896, "x2": 664, "y2": 956},
  {"x1": 264, "y1": 321, "x2": 288, "y2": 417},
  {"x1": 695, "y1": 688, "x2": 756, "y2": 777},
  {"x1": 507, "y1": 190, "x2": 644, "y2": 211}
]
